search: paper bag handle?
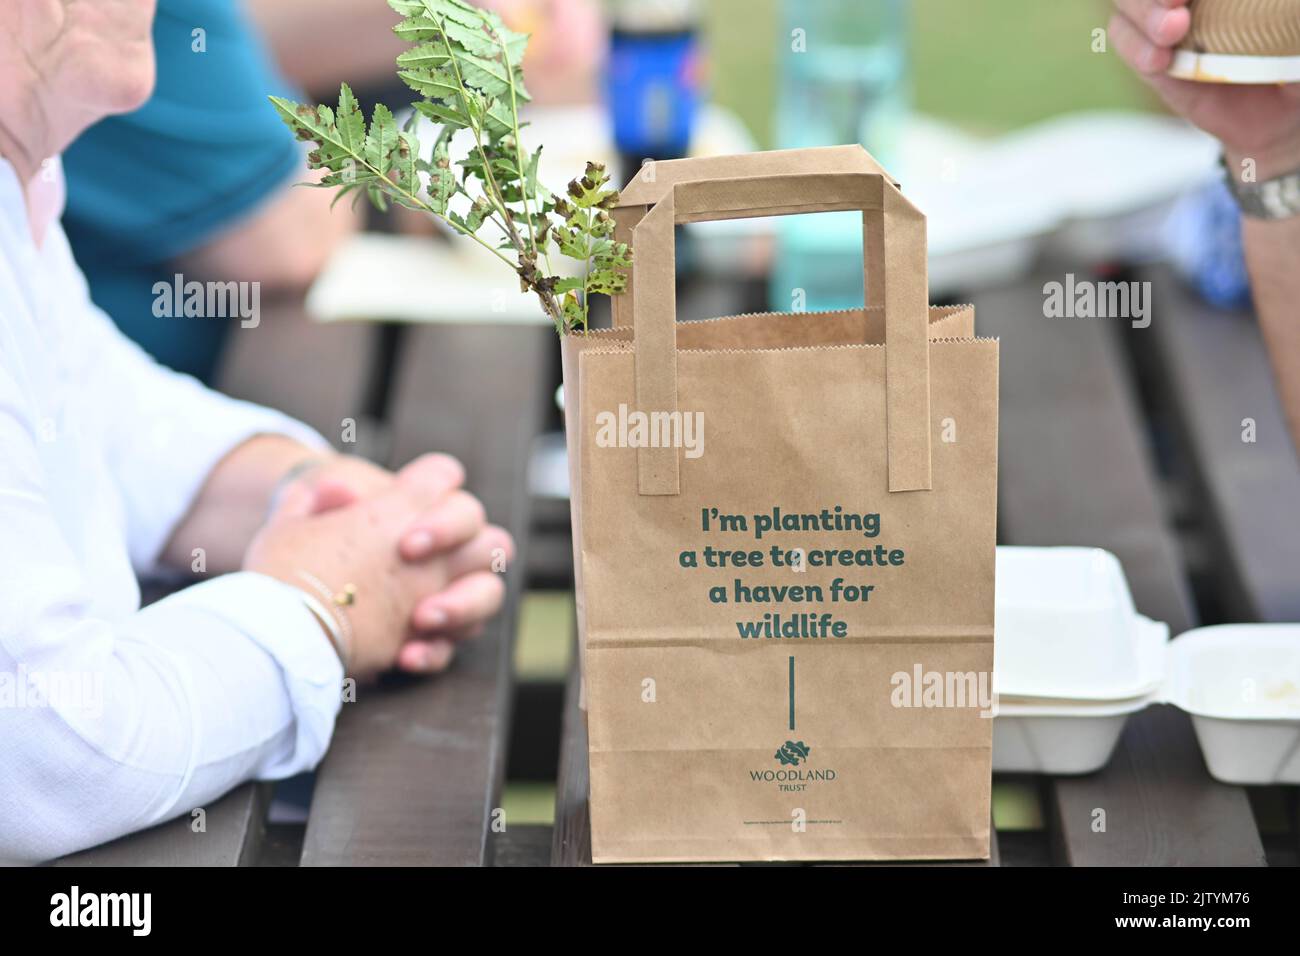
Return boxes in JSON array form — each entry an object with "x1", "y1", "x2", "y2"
[{"x1": 631, "y1": 171, "x2": 932, "y2": 497}]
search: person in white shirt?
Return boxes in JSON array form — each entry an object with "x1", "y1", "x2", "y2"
[{"x1": 0, "y1": 0, "x2": 513, "y2": 863}]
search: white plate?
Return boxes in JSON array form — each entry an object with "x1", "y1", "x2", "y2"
[{"x1": 1170, "y1": 50, "x2": 1300, "y2": 84}]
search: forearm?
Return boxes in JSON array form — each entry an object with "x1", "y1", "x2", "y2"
[
  {"x1": 161, "y1": 434, "x2": 326, "y2": 574},
  {"x1": 1228, "y1": 143, "x2": 1300, "y2": 454},
  {"x1": 246, "y1": 0, "x2": 405, "y2": 97},
  {"x1": 1241, "y1": 215, "x2": 1300, "y2": 453},
  {"x1": 177, "y1": 168, "x2": 361, "y2": 292}
]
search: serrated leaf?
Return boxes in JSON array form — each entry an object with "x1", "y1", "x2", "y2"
[
  {"x1": 396, "y1": 42, "x2": 452, "y2": 72},
  {"x1": 454, "y1": 51, "x2": 519, "y2": 98},
  {"x1": 329, "y1": 181, "x2": 366, "y2": 211},
  {"x1": 428, "y1": 142, "x2": 455, "y2": 214},
  {"x1": 425, "y1": 0, "x2": 494, "y2": 30},
  {"x1": 465, "y1": 198, "x2": 491, "y2": 232},
  {"x1": 336, "y1": 84, "x2": 366, "y2": 154},
  {"x1": 523, "y1": 146, "x2": 542, "y2": 196},
  {"x1": 412, "y1": 100, "x2": 470, "y2": 129},
  {"x1": 270, "y1": 96, "x2": 360, "y2": 174},
  {"x1": 389, "y1": 130, "x2": 419, "y2": 194},
  {"x1": 398, "y1": 67, "x2": 462, "y2": 101},
  {"x1": 365, "y1": 103, "x2": 398, "y2": 174},
  {"x1": 392, "y1": 15, "x2": 441, "y2": 42}
]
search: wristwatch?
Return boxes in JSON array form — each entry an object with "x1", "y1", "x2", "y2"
[{"x1": 1222, "y1": 154, "x2": 1300, "y2": 220}]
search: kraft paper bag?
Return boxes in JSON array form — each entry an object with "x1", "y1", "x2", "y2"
[{"x1": 560, "y1": 145, "x2": 998, "y2": 863}]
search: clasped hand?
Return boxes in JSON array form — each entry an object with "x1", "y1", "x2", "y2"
[{"x1": 244, "y1": 453, "x2": 513, "y2": 680}]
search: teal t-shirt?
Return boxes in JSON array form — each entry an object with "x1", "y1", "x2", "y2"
[{"x1": 62, "y1": 0, "x2": 301, "y2": 382}]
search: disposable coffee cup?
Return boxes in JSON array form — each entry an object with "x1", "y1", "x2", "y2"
[{"x1": 1169, "y1": 0, "x2": 1300, "y2": 83}]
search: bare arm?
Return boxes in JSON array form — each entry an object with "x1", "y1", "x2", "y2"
[
  {"x1": 1238, "y1": 199, "x2": 1300, "y2": 447},
  {"x1": 1110, "y1": 0, "x2": 1300, "y2": 451},
  {"x1": 245, "y1": 0, "x2": 604, "y2": 104},
  {"x1": 245, "y1": 0, "x2": 406, "y2": 98},
  {"x1": 176, "y1": 167, "x2": 361, "y2": 292},
  {"x1": 160, "y1": 434, "x2": 321, "y2": 573}
]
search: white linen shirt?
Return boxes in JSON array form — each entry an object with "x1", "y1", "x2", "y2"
[{"x1": 0, "y1": 158, "x2": 344, "y2": 864}]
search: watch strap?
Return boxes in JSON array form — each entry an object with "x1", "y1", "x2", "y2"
[{"x1": 1223, "y1": 155, "x2": 1300, "y2": 220}]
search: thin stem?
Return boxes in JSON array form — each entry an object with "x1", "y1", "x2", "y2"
[
  {"x1": 432, "y1": 13, "x2": 527, "y2": 262},
  {"x1": 343, "y1": 146, "x2": 518, "y2": 271},
  {"x1": 497, "y1": 29, "x2": 554, "y2": 278},
  {"x1": 580, "y1": 205, "x2": 594, "y2": 331}
]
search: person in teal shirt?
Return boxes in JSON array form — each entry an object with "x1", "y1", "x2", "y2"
[{"x1": 62, "y1": 0, "x2": 357, "y2": 382}]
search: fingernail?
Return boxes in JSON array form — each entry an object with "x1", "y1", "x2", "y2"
[
  {"x1": 405, "y1": 530, "x2": 434, "y2": 554},
  {"x1": 421, "y1": 606, "x2": 449, "y2": 628}
]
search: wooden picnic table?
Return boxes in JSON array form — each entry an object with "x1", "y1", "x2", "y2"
[{"x1": 54, "y1": 258, "x2": 1298, "y2": 867}]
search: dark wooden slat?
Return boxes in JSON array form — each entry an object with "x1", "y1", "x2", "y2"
[
  {"x1": 216, "y1": 298, "x2": 383, "y2": 454},
  {"x1": 976, "y1": 280, "x2": 1195, "y2": 631},
  {"x1": 301, "y1": 323, "x2": 548, "y2": 866},
  {"x1": 974, "y1": 274, "x2": 1265, "y2": 866},
  {"x1": 55, "y1": 783, "x2": 269, "y2": 867},
  {"x1": 551, "y1": 643, "x2": 592, "y2": 867},
  {"x1": 1142, "y1": 266, "x2": 1300, "y2": 622},
  {"x1": 490, "y1": 824, "x2": 554, "y2": 866}
]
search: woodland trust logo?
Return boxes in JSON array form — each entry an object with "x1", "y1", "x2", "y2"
[
  {"x1": 775, "y1": 739, "x2": 811, "y2": 767},
  {"x1": 750, "y1": 739, "x2": 835, "y2": 792}
]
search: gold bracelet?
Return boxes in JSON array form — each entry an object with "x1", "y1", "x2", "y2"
[{"x1": 295, "y1": 570, "x2": 356, "y2": 670}]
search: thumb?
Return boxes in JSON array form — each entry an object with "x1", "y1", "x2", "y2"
[
  {"x1": 309, "y1": 477, "x2": 362, "y2": 514},
  {"x1": 266, "y1": 476, "x2": 360, "y2": 526}
]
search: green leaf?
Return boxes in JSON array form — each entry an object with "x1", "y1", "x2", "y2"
[
  {"x1": 465, "y1": 197, "x2": 492, "y2": 232},
  {"x1": 412, "y1": 100, "x2": 470, "y2": 129},
  {"x1": 422, "y1": 0, "x2": 497, "y2": 31},
  {"x1": 456, "y1": 51, "x2": 524, "y2": 99},
  {"x1": 365, "y1": 103, "x2": 398, "y2": 174},
  {"x1": 398, "y1": 66, "x2": 463, "y2": 101},
  {"x1": 336, "y1": 84, "x2": 366, "y2": 155},
  {"x1": 389, "y1": 130, "x2": 419, "y2": 194},
  {"x1": 565, "y1": 161, "x2": 619, "y2": 209},
  {"x1": 392, "y1": 15, "x2": 441, "y2": 42},
  {"x1": 523, "y1": 146, "x2": 542, "y2": 197},
  {"x1": 428, "y1": 141, "x2": 455, "y2": 214},
  {"x1": 396, "y1": 42, "x2": 452, "y2": 72}
]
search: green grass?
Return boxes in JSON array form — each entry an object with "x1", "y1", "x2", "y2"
[
  {"x1": 514, "y1": 590, "x2": 574, "y2": 681},
  {"x1": 992, "y1": 780, "x2": 1044, "y2": 830},
  {"x1": 706, "y1": 0, "x2": 1160, "y2": 147},
  {"x1": 501, "y1": 782, "x2": 558, "y2": 826}
]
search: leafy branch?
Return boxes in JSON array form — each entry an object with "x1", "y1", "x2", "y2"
[{"x1": 269, "y1": 0, "x2": 629, "y2": 333}]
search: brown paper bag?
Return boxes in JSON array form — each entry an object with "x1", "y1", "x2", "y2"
[{"x1": 561, "y1": 145, "x2": 998, "y2": 863}]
